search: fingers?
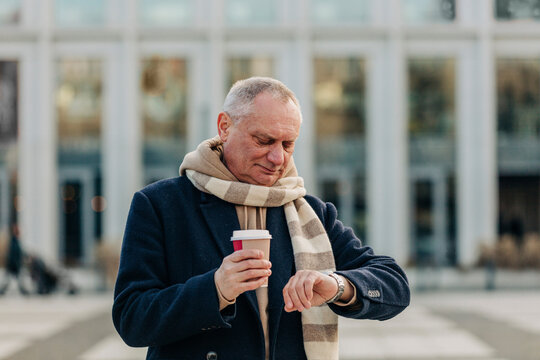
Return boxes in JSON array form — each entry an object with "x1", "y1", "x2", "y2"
[
  {"x1": 229, "y1": 249, "x2": 265, "y2": 262},
  {"x1": 236, "y1": 267, "x2": 272, "y2": 283},
  {"x1": 282, "y1": 270, "x2": 318, "y2": 312},
  {"x1": 215, "y1": 249, "x2": 272, "y2": 300}
]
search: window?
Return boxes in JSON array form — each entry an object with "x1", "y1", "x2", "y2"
[
  {"x1": 55, "y1": 0, "x2": 106, "y2": 27},
  {"x1": 497, "y1": 59, "x2": 540, "y2": 141},
  {"x1": 497, "y1": 59, "x2": 540, "y2": 246},
  {"x1": 141, "y1": 57, "x2": 188, "y2": 183},
  {"x1": 56, "y1": 60, "x2": 102, "y2": 150},
  {"x1": 138, "y1": 0, "x2": 194, "y2": 26},
  {"x1": 310, "y1": 0, "x2": 369, "y2": 25},
  {"x1": 314, "y1": 58, "x2": 367, "y2": 241},
  {"x1": 0, "y1": 61, "x2": 19, "y2": 232},
  {"x1": 225, "y1": 0, "x2": 278, "y2": 26},
  {"x1": 409, "y1": 59, "x2": 455, "y2": 141},
  {"x1": 56, "y1": 59, "x2": 103, "y2": 266},
  {"x1": 408, "y1": 58, "x2": 457, "y2": 266},
  {"x1": 403, "y1": 0, "x2": 456, "y2": 24},
  {"x1": 0, "y1": 0, "x2": 20, "y2": 26},
  {"x1": 496, "y1": 0, "x2": 540, "y2": 21},
  {"x1": 226, "y1": 57, "x2": 274, "y2": 92}
]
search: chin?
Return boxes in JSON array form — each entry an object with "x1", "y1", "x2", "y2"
[{"x1": 255, "y1": 176, "x2": 278, "y2": 187}]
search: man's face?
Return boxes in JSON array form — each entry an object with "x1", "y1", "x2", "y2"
[{"x1": 218, "y1": 92, "x2": 301, "y2": 186}]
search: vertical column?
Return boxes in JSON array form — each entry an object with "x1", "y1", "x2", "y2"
[
  {"x1": 457, "y1": 40, "x2": 478, "y2": 267},
  {"x1": 188, "y1": 44, "x2": 207, "y2": 151},
  {"x1": 458, "y1": 0, "x2": 497, "y2": 266},
  {"x1": 28, "y1": 0, "x2": 57, "y2": 262},
  {"x1": 103, "y1": 0, "x2": 141, "y2": 243},
  {"x1": 292, "y1": 0, "x2": 315, "y2": 193},
  {"x1": 208, "y1": 0, "x2": 225, "y2": 139},
  {"x1": 367, "y1": 42, "x2": 386, "y2": 253},
  {"x1": 478, "y1": 0, "x2": 497, "y2": 257},
  {"x1": 19, "y1": 45, "x2": 36, "y2": 255},
  {"x1": 370, "y1": 0, "x2": 408, "y2": 263}
]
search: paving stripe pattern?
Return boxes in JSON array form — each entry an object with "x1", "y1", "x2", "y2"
[{"x1": 1, "y1": 291, "x2": 539, "y2": 360}]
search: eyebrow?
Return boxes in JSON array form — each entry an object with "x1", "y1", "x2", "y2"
[{"x1": 254, "y1": 133, "x2": 296, "y2": 142}]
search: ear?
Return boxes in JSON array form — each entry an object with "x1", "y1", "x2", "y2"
[{"x1": 217, "y1": 112, "x2": 232, "y2": 142}]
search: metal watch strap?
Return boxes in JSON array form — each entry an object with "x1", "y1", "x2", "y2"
[{"x1": 325, "y1": 272, "x2": 345, "y2": 304}]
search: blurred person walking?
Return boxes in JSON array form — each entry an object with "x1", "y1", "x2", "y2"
[{"x1": 0, "y1": 224, "x2": 29, "y2": 295}]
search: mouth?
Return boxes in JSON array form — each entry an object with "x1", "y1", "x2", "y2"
[{"x1": 257, "y1": 165, "x2": 279, "y2": 175}]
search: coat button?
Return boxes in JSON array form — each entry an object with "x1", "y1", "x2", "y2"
[{"x1": 206, "y1": 351, "x2": 218, "y2": 360}]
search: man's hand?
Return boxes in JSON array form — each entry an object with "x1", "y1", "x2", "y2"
[
  {"x1": 282, "y1": 270, "x2": 338, "y2": 312},
  {"x1": 214, "y1": 249, "x2": 272, "y2": 301},
  {"x1": 283, "y1": 270, "x2": 354, "y2": 312}
]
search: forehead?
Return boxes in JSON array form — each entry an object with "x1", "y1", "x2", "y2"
[{"x1": 240, "y1": 93, "x2": 301, "y2": 138}]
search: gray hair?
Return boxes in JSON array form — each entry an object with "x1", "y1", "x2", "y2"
[{"x1": 223, "y1": 77, "x2": 301, "y2": 122}]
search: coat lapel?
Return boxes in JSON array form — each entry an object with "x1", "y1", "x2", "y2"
[
  {"x1": 199, "y1": 192, "x2": 239, "y2": 258},
  {"x1": 199, "y1": 192, "x2": 260, "y2": 316}
]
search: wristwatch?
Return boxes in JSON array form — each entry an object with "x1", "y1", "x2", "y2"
[{"x1": 325, "y1": 272, "x2": 345, "y2": 304}]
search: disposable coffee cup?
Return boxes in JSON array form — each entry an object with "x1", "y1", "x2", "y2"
[{"x1": 231, "y1": 230, "x2": 272, "y2": 287}]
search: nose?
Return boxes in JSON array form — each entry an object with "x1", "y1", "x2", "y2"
[{"x1": 267, "y1": 144, "x2": 284, "y2": 167}]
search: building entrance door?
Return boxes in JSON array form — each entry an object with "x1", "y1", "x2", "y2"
[
  {"x1": 58, "y1": 168, "x2": 99, "y2": 266},
  {"x1": 410, "y1": 167, "x2": 456, "y2": 266}
]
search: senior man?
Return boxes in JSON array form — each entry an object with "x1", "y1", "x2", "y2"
[{"x1": 113, "y1": 77, "x2": 410, "y2": 360}]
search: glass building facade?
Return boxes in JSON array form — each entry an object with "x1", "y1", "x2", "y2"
[{"x1": 1, "y1": 0, "x2": 539, "y2": 273}]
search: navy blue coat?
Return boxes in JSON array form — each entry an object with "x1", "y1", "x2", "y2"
[{"x1": 113, "y1": 177, "x2": 410, "y2": 360}]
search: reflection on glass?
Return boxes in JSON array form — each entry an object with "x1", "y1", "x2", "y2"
[
  {"x1": 409, "y1": 59, "x2": 455, "y2": 141},
  {"x1": 498, "y1": 176, "x2": 540, "y2": 245},
  {"x1": 0, "y1": 0, "x2": 20, "y2": 25},
  {"x1": 315, "y1": 58, "x2": 365, "y2": 140},
  {"x1": 497, "y1": 59, "x2": 540, "y2": 139},
  {"x1": 225, "y1": 0, "x2": 277, "y2": 25},
  {"x1": 403, "y1": 0, "x2": 455, "y2": 24},
  {"x1": 141, "y1": 57, "x2": 188, "y2": 181},
  {"x1": 321, "y1": 181, "x2": 340, "y2": 210},
  {"x1": 61, "y1": 181, "x2": 82, "y2": 265},
  {"x1": 497, "y1": 59, "x2": 540, "y2": 239},
  {"x1": 56, "y1": 60, "x2": 102, "y2": 151},
  {"x1": 413, "y1": 180, "x2": 434, "y2": 264},
  {"x1": 496, "y1": 0, "x2": 540, "y2": 21},
  {"x1": 56, "y1": 59, "x2": 103, "y2": 266},
  {"x1": 0, "y1": 62, "x2": 18, "y2": 146},
  {"x1": 226, "y1": 57, "x2": 274, "y2": 91},
  {"x1": 408, "y1": 58, "x2": 456, "y2": 267},
  {"x1": 139, "y1": 0, "x2": 193, "y2": 26},
  {"x1": 0, "y1": 61, "x2": 18, "y2": 232},
  {"x1": 55, "y1": 0, "x2": 105, "y2": 27},
  {"x1": 314, "y1": 58, "x2": 366, "y2": 241},
  {"x1": 353, "y1": 175, "x2": 367, "y2": 242},
  {"x1": 311, "y1": 0, "x2": 369, "y2": 25}
]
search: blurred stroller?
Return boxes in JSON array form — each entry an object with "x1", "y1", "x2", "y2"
[
  {"x1": 0, "y1": 224, "x2": 79, "y2": 296},
  {"x1": 27, "y1": 255, "x2": 79, "y2": 295}
]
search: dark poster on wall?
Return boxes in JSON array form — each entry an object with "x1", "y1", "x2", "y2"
[{"x1": 0, "y1": 61, "x2": 18, "y2": 145}]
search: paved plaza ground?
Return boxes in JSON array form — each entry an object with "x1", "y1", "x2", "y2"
[{"x1": 0, "y1": 290, "x2": 539, "y2": 360}]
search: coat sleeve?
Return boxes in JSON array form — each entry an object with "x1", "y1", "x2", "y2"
[
  {"x1": 305, "y1": 196, "x2": 410, "y2": 321},
  {"x1": 112, "y1": 191, "x2": 235, "y2": 348}
]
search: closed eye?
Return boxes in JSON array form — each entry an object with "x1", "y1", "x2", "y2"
[{"x1": 255, "y1": 136, "x2": 274, "y2": 145}]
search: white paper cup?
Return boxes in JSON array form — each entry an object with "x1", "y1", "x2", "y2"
[{"x1": 231, "y1": 230, "x2": 272, "y2": 287}]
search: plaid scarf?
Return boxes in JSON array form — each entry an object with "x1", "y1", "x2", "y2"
[{"x1": 179, "y1": 137, "x2": 339, "y2": 360}]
